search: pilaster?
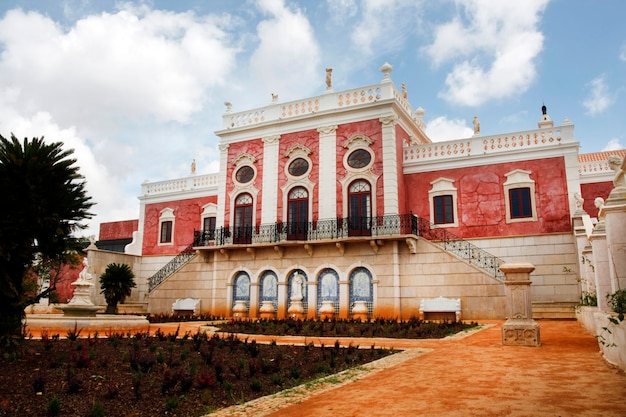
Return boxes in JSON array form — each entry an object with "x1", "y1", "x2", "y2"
[
  {"x1": 261, "y1": 135, "x2": 281, "y2": 224},
  {"x1": 216, "y1": 143, "x2": 230, "y2": 227},
  {"x1": 379, "y1": 114, "x2": 399, "y2": 215},
  {"x1": 317, "y1": 125, "x2": 338, "y2": 219}
]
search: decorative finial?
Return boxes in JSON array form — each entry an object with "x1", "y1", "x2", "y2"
[
  {"x1": 380, "y1": 62, "x2": 393, "y2": 82},
  {"x1": 224, "y1": 101, "x2": 232, "y2": 113}
]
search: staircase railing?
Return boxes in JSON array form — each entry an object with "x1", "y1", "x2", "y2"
[
  {"x1": 416, "y1": 217, "x2": 505, "y2": 281},
  {"x1": 148, "y1": 243, "x2": 196, "y2": 292}
]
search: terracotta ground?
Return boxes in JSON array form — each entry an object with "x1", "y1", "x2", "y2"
[
  {"x1": 204, "y1": 320, "x2": 626, "y2": 417},
  {"x1": 25, "y1": 320, "x2": 626, "y2": 416}
]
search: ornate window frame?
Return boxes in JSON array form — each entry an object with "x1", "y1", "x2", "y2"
[
  {"x1": 158, "y1": 208, "x2": 175, "y2": 246},
  {"x1": 503, "y1": 169, "x2": 537, "y2": 223},
  {"x1": 428, "y1": 178, "x2": 458, "y2": 228}
]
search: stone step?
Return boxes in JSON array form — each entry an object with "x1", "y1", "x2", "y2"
[
  {"x1": 117, "y1": 302, "x2": 149, "y2": 314},
  {"x1": 532, "y1": 302, "x2": 578, "y2": 319}
]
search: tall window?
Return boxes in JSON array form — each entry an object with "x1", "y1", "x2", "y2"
[
  {"x1": 203, "y1": 216, "x2": 216, "y2": 240},
  {"x1": 434, "y1": 195, "x2": 454, "y2": 224},
  {"x1": 234, "y1": 193, "x2": 253, "y2": 244},
  {"x1": 348, "y1": 180, "x2": 371, "y2": 236},
  {"x1": 428, "y1": 178, "x2": 458, "y2": 228},
  {"x1": 287, "y1": 187, "x2": 308, "y2": 240},
  {"x1": 509, "y1": 188, "x2": 532, "y2": 218},
  {"x1": 503, "y1": 169, "x2": 537, "y2": 223},
  {"x1": 158, "y1": 208, "x2": 175, "y2": 245},
  {"x1": 160, "y1": 220, "x2": 173, "y2": 243}
]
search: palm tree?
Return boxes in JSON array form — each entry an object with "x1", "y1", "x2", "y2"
[
  {"x1": 0, "y1": 134, "x2": 93, "y2": 346},
  {"x1": 99, "y1": 263, "x2": 136, "y2": 314}
]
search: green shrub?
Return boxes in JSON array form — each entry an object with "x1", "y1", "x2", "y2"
[
  {"x1": 607, "y1": 289, "x2": 626, "y2": 320},
  {"x1": 46, "y1": 397, "x2": 61, "y2": 416}
]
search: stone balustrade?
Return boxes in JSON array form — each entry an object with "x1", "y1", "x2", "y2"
[
  {"x1": 220, "y1": 81, "x2": 417, "y2": 130},
  {"x1": 141, "y1": 173, "x2": 219, "y2": 197},
  {"x1": 404, "y1": 123, "x2": 573, "y2": 164}
]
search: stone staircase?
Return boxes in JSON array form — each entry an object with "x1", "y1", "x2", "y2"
[{"x1": 532, "y1": 302, "x2": 578, "y2": 319}]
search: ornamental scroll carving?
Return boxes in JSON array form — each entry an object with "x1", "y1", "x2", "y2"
[
  {"x1": 262, "y1": 135, "x2": 281, "y2": 144},
  {"x1": 231, "y1": 152, "x2": 257, "y2": 166},
  {"x1": 284, "y1": 143, "x2": 312, "y2": 158},
  {"x1": 379, "y1": 115, "x2": 398, "y2": 126},
  {"x1": 317, "y1": 125, "x2": 338, "y2": 135},
  {"x1": 343, "y1": 134, "x2": 373, "y2": 149},
  {"x1": 218, "y1": 143, "x2": 230, "y2": 152}
]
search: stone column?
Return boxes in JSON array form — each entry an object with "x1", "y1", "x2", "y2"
[
  {"x1": 590, "y1": 220, "x2": 611, "y2": 311},
  {"x1": 500, "y1": 262, "x2": 541, "y2": 347},
  {"x1": 603, "y1": 201, "x2": 626, "y2": 292}
]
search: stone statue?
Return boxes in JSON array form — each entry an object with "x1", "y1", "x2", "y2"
[
  {"x1": 291, "y1": 272, "x2": 304, "y2": 301},
  {"x1": 191, "y1": 159, "x2": 196, "y2": 175},
  {"x1": 271, "y1": 93, "x2": 278, "y2": 103},
  {"x1": 608, "y1": 155, "x2": 625, "y2": 188},
  {"x1": 594, "y1": 197, "x2": 604, "y2": 211},
  {"x1": 473, "y1": 116, "x2": 480, "y2": 134},
  {"x1": 402, "y1": 83, "x2": 408, "y2": 99},
  {"x1": 574, "y1": 192, "x2": 584, "y2": 210},
  {"x1": 78, "y1": 258, "x2": 92, "y2": 282},
  {"x1": 325, "y1": 68, "x2": 332, "y2": 89}
]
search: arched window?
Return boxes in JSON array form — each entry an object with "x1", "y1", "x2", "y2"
[
  {"x1": 233, "y1": 272, "x2": 250, "y2": 314},
  {"x1": 234, "y1": 193, "x2": 253, "y2": 244},
  {"x1": 287, "y1": 269, "x2": 308, "y2": 315},
  {"x1": 259, "y1": 271, "x2": 278, "y2": 313},
  {"x1": 287, "y1": 187, "x2": 308, "y2": 240},
  {"x1": 317, "y1": 269, "x2": 339, "y2": 316},
  {"x1": 349, "y1": 267, "x2": 373, "y2": 317},
  {"x1": 348, "y1": 180, "x2": 371, "y2": 236}
]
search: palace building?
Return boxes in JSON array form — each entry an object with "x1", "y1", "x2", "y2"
[{"x1": 92, "y1": 63, "x2": 625, "y2": 321}]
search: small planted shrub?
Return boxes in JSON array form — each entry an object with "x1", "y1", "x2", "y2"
[
  {"x1": 46, "y1": 397, "x2": 61, "y2": 417},
  {"x1": 607, "y1": 289, "x2": 626, "y2": 320}
]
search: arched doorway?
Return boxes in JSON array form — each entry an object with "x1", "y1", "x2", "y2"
[
  {"x1": 234, "y1": 193, "x2": 253, "y2": 244},
  {"x1": 287, "y1": 186, "x2": 308, "y2": 240},
  {"x1": 348, "y1": 179, "x2": 371, "y2": 236}
]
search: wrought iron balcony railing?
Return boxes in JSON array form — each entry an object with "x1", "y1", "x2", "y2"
[{"x1": 193, "y1": 214, "x2": 418, "y2": 247}]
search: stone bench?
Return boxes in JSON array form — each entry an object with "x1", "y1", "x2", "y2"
[
  {"x1": 172, "y1": 298, "x2": 200, "y2": 316},
  {"x1": 419, "y1": 296, "x2": 461, "y2": 321}
]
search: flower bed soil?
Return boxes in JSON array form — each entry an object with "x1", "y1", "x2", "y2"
[{"x1": 0, "y1": 330, "x2": 393, "y2": 417}]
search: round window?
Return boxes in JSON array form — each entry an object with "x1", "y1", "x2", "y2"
[
  {"x1": 288, "y1": 158, "x2": 309, "y2": 177},
  {"x1": 235, "y1": 166, "x2": 254, "y2": 183},
  {"x1": 347, "y1": 149, "x2": 372, "y2": 169}
]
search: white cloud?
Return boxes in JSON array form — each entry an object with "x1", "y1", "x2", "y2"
[
  {"x1": 423, "y1": 0, "x2": 549, "y2": 106},
  {"x1": 350, "y1": 0, "x2": 419, "y2": 56},
  {"x1": 326, "y1": 0, "x2": 358, "y2": 24},
  {"x1": 602, "y1": 139, "x2": 624, "y2": 151},
  {"x1": 248, "y1": 0, "x2": 321, "y2": 102},
  {"x1": 583, "y1": 76, "x2": 614, "y2": 115},
  {"x1": 425, "y1": 116, "x2": 474, "y2": 141},
  {"x1": 0, "y1": 7, "x2": 238, "y2": 130},
  {"x1": 0, "y1": 6, "x2": 241, "y2": 236}
]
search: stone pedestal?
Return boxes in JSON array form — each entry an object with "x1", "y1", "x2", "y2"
[
  {"x1": 288, "y1": 300, "x2": 305, "y2": 319},
  {"x1": 351, "y1": 300, "x2": 369, "y2": 321},
  {"x1": 500, "y1": 262, "x2": 540, "y2": 347},
  {"x1": 232, "y1": 300, "x2": 248, "y2": 318},
  {"x1": 319, "y1": 300, "x2": 335, "y2": 320},
  {"x1": 259, "y1": 301, "x2": 276, "y2": 320}
]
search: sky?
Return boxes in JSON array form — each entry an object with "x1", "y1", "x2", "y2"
[{"x1": 0, "y1": 0, "x2": 625, "y2": 238}]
